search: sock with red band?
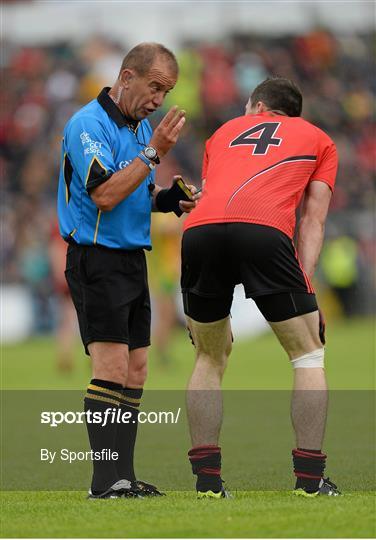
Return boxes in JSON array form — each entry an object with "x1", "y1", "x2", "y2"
[
  {"x1": 292, "y1": 448, "x2": 327, "y2": 493},
  {"x1": 188, "y1": 445, "x2": 222, "y2": 492}
]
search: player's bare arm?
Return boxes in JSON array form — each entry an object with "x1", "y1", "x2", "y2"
[
  {"x1": 297, "y1": 180, "x2": 332, "y2": 281},
  {"x1": 90, "y1": 107, "x2": 185, "y2": 212}
]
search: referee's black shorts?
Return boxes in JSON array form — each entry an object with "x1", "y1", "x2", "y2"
[
  {"x1": 65, "y1": 243, "x2": 151, "y2": 355},
  {"x1": 181, "y1": 223, "x2": 318, "y2": 323}
]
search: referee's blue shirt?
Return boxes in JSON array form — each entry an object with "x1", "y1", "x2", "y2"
[{"x1": 57, "y1": 87, "x2": 154, "y2": 250}]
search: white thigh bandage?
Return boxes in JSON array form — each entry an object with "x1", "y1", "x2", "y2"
[{"x1": 291, "y1": 348, "x2": 325, "y2": 369}]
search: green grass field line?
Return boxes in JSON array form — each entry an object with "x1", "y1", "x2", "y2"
[
  {"x1": 1, "y1": 317, "x2": 375, "y2": 390},
  {"x1": 1, "y1": 491, "x2": 375, "y2": 538},
  {"x1": 1, "y1": 317, "x2": 375, "y2": 538}
]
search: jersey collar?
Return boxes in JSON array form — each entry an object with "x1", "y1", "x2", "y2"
[
  {"x1": 255, "y1": 111, "x2": 287, "y2": 118},
  {"x1": 97, "y1": 87, "x2": 140, "y2": 131}
]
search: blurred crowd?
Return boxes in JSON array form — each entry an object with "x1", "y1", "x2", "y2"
[{"x1": 1, "y1": 30, "x2": 375, "y2": 336}]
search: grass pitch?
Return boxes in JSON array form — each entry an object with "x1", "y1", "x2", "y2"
[
  {"x1": 2, "y1": 317, "x2": 374, "y2": 390},
  {"x1": 1, "y1": 491, "x2": 375, "y2": 538},
  {"x1": 1, "y1": 316, "x2": 375, "y2": 537}
]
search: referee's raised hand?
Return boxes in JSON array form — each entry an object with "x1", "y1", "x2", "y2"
[{"x1": 150, "y1": 106, "x2": 186, "y2": 157}]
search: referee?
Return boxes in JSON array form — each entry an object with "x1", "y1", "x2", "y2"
[{"x1": 57, "y1": 43, "x2": 198, "y2": 499}]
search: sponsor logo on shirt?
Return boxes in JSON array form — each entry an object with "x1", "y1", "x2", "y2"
[
  {"x1": 80, "y1": 131, "x2": 104, "y2": 157},
  {"x1": 118, "y1": 159, "x2": 133, "y2": 169}
]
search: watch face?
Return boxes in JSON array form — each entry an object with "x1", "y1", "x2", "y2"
[{"x1": 145, "y1": 147, "x2": 157, "y2": 160}]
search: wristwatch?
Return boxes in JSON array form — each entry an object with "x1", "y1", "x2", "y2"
[
  {"x1": 143, "y1": 146, "x2": 160, "y2": 164},
  {"x1": 138, "y1": 151, "x2": 156, "y2": 170}
]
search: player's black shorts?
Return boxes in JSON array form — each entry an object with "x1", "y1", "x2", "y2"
[
  {"x1": 181, "y1": 223, "x2": 318, "y2": 323},
  {"x1": 65, "y1": 242, "x2": 151, "y2": 355}
]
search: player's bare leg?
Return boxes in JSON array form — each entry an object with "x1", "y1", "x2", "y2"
[
  {"x1": 269, "y1": 310, "x2": 327, "y2": 450},
  {"x1": 153, "y1": 294, "x2": 177, "y2": 367},
  {"x1": 269, "y1": 310, "x2": 339, "y2": 495},
  {"x1": 186, "y1": 315, "x2": 232, "y2": 445},
  {"x1": 186, "y1": 315, "x2": 232, "y2": 497},
  {"x1": 56, "y1": 295, "x2": 77, "y2": 373}
]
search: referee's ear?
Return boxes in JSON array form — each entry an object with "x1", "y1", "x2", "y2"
[{"x1": 119, "y1": 69, "x2": 134, "y2": 87}]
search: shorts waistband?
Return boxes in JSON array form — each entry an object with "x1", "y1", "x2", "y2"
[{"x1": 66, "y1": 238, "x2": 144, "y2": 255}]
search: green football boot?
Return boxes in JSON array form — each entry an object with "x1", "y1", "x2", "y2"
[{"x1": 293, "y1": 477, "x2": 341, "y2": 497}]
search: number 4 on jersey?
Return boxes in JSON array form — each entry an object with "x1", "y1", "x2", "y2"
[{"x1": 229, "y1": 122, "x2": 282, "y2": 155}]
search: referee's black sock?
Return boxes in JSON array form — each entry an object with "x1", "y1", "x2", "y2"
[
  {"x1": 188, "y1": 445, "x2": 223, "y2": 492},
  {"x1": 115, "y1": 387, "x2": 143, "y2": 482},
  {"x1": 84, "y1": 379, "x2": 122, "y2": 495}
]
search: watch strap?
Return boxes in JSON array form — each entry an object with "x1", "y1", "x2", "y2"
[{"x1": 138, "y1": 151, "x2": 156, "y2": 170}]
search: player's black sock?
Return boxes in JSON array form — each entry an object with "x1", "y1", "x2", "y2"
[
  {"x1": 84, "y1": 378, "x2": 122, "y2": 495},
  {"x1": 115, "y1": 387, "x2": 143, "y2": 481},
  {"x1": 188, "y1": 445, "x2": 222, "y2": 492},
  {"x1": 292, "y1": 448, "x2": 327, "y2": 493}
]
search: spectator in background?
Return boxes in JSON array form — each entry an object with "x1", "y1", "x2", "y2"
[
  {"x1": 1, "y1": 30, "x2": 375, "y2": 339},
  {"x1": 147, "y1": 213, "x2": 182, "y2": 366},
  {"x1": 320, "y1": 235, "x2": 359, "y2": 316},
  {"x1": 163, "y1": 44, "x2": 204, "y2": 124},
  {"x1": 200, "y1": 44, "x2": 240, "y2": 131},
  {"x1": 49, "y1": 221, "x2": 78, "y2": 372}
]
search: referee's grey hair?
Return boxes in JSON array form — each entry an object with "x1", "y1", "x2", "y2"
[{"x1": 119, "y1": 43, "x2": 178, "y2": 77}]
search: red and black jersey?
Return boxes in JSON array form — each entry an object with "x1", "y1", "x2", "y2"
[{"x1": 184, "y1": 112, "x2": 337, "y2": 239}]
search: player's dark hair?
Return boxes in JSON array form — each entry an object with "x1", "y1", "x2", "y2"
[
  {"x1": 119, "y1": 42, "x2": 178, "y2": 77},
  {"x1": 250, "y1": 77, "x2": 303, "y2": 117}
]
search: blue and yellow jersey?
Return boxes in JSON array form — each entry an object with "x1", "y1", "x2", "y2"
[{"x1": 57, "y1": 87, "x2": 155, "y2": 250}]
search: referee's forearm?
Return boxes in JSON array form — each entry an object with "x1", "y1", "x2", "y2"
[
  {"x1": 296, "y1": 217, "x2": 325, "y2": 282},
  {"x1": 90, "y1": 157, "x2": 151, "y2": 212}
]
